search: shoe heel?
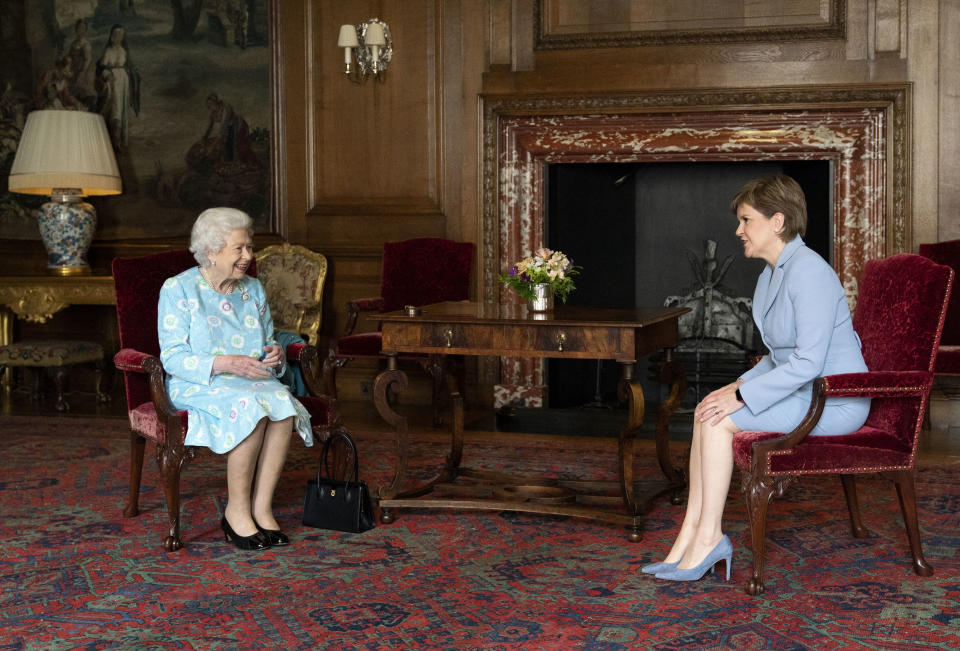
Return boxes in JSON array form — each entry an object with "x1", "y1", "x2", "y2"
[{"x1": 655, "y1": 535, "x2": 733, "y2": 582}]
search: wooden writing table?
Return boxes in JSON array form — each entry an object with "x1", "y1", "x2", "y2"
[{"x1": 372, "y1": 301, "x2": 689, "y2": 541}]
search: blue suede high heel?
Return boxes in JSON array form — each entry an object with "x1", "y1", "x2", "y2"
[
  {"x1": 655, "y1": 535, "x2": 732, "y2": 581},
  {"x1": 641, "y1": 560, "x2": 679, "y2": 575}
]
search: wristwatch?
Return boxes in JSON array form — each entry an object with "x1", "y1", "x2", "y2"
[{"x1": 735, "y1": 387, "x2": 744, "y2": 403}]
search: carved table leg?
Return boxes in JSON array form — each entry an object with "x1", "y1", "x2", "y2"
[
  {"x1": 656, "y1": 348, "x2": 686, "y2": 503},
  {"x1": 416, "y1": 354, "x2": 447, "y2": 427},
  {"x1": 376, "y1": 355, "x2": 467, "y2": 524},
  {"x1": 617, "y1": 362, "x2": 645, "y2": 542},
  {"x1": 373, "y1": 354, "x2": 408, "y2": 524}
]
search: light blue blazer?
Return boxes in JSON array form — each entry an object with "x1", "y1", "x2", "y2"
[{"x1": 734, "y1": 236, "x2": 869, "y2": 433}]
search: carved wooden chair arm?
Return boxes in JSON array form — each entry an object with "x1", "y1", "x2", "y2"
[
  {"x1": 748, "y1": 377, "x2": 828, "y2": 475},
  {"x1": 748, "y1": 369, "x2": 933, "y2": 476},
  {"x1": 114, "y1": 347, "x2": 153, "y2": 372},
  {"x1": 344, "y1": 297, "x2": 384, "y2": 336},
  {"x1": 286, "y1": 342, "x2": 327, "y2": 398},
  {"x1": 139, "y1": 355, "x2": 182, "y2": 421},
  {"x1": 821, "y1": 370, "x2": 933, "y2": 398}
]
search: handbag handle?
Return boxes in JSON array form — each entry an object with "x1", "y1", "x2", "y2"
[{"x1": 318, "y1": 429, "x2": 360, "y2": 484}]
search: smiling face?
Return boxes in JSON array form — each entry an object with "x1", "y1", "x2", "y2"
[
  {"x1": 207, "y1": 228, "x2": 253, "y2": 284},
  {"x1": 735, "y1": 202, "x2": 785, "y2": 266}
]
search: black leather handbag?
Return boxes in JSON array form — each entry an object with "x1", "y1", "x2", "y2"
[{"x1": 302, "y1": 430, "x2": 376, "y2": 533}]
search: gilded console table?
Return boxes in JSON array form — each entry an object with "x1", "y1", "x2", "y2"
[
  {"x1": 0, "y1": 274, "x2": 116, "y2": 346},
  {"x1": 371, "y1": 301, "x2": 689, "y2": 541}
]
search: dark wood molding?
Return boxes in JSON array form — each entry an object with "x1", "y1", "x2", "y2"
[
  {"x1": 534, "y1": 0, "x2": 846, "y2": 50},
  {"x1": 269, "y1": 0, "x2": 288, "y2": 238}
]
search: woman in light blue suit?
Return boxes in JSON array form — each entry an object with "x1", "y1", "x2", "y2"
[{"x1": 645, "y1": 175, "x2": 870, "y2": 582}]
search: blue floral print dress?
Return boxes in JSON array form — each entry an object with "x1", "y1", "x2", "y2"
[{"x1": 157, "y1": 267, "x2": 313, "y2": 454}]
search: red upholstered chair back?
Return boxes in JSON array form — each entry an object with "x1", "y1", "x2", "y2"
[
  {"x1": 854, "y1": 254, "x2": 951, "y2": 373},
  {"x1": 918, "y1": 240, "x2": 960, "y2": 346},
  {"x1": 380, "y1": 238, "x2": 475, "y2": 313},
  {"x1": 852, "y1": 253, "x2": 953, "y2": 449},
  {"x1": 112, "y1": 250, "x2": 257, "y2": 412}
]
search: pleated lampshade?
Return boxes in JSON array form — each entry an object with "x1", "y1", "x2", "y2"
[{"x1": 9, "y1": 109, "x2": 121, "y2": 196}]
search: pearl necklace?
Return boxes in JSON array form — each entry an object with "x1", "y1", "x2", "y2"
[{"x1": 199, "y1": 267, "x2": 250, "y2": 301}]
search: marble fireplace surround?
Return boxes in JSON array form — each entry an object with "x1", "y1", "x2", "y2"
[{"x1": 480, "y1": 84, "x2": 910, "y2": 398}]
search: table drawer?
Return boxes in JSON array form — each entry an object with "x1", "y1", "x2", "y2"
[
  {"x1": 420, "y1": 324, "x2": 493, "y2": 350},
  {"x1": 497, "y1": 326, "x2": 621, "y2": 355}
]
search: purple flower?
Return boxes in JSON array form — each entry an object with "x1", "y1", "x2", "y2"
[
  {"x1": 508, "y1": 265, "x2": 518, "y2": 277},
  {"x1": 520, "y1": 272, "x2": 531, "y2": 282}
]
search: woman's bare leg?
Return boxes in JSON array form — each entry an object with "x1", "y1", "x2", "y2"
[
  {"x1": 251, "y1": 416, "x2": 294, "y2": 531},
  {"x1": 224, "y1": 417, "x2": 268, "y2": 536},
  {"x1": 662, "y1": 418, "x2": 703, "y2": 563},
  {"x1": 674, "y1": 417, "x2": 737, "y2": 570}
]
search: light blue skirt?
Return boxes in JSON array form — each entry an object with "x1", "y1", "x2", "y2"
[{"x1": 730, "y1": 391, "x2": 870, "y2": 436}]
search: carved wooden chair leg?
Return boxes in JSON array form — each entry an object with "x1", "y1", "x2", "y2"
[
  {"x1": 30, "y1": 367, "x2": 44, "y2": 401},
  {"x1": 124, "y1": 431, "x2": 146, "y2": 517},
  {"x1": 742, "y1": 474, "x2": 776, "y2": 595},
  {"x1": 886, "y1": 469, "x2": 934, "y2": 576},
  {"x1": 158, "y1": 444, "x2": 186, "y2": 551},
  {"x1": 51, "y1": 367, "x2": 69, "y2": 411},
  {"x1": 94, "y1": 359, "x2": 111, "y2": 403},
  {"x1": 839, "y1": 474, "x2": 870, "y2": 538}
]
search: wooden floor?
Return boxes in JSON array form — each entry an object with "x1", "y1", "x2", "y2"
[{"x1": 3, "y1": 376, "x2": 958, "y2": 461}]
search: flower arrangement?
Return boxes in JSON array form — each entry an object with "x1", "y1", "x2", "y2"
[{"x1": 499, "y1": 247, "x2": 580, "y2": 303}]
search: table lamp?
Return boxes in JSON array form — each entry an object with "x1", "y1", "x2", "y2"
[{"x1": 8, "y1": 110, "x2": 121, "y2": 275}]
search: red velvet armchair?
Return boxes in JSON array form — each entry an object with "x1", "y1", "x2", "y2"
[
  {"x1": 732, "y1": 253, "x2": 954, "y2": 595},
  {"x1": 113, "y1": 250, "x2": 344, "y2": 551},
  {"x1": 918, "y1": 239, "x2": 960, "y2": 375},
  {"x1": 323, "y1": 237, "x2": 474, "y2": 425}
]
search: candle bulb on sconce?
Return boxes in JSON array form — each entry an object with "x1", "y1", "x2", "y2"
[
  {"x1": 337, "y1": 18, "x2": 392, "y2": 84},
  {"x1": 337, "y1": 24, "x2": 359, "y2": 75},
  {"x1": 364, "y1": 21, "x2": 385, "y2": 74}
]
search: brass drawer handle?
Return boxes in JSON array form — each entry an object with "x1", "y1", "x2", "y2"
[
  {"x1": 556, "y1": 331, "x2": 566, "y2": 352},
  {"x1": 444, "y1": 328, "x2": 454, "y2": 348}
]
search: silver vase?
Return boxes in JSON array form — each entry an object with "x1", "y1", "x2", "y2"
[{"x1": 529, "y1": 283, "x2": 554, "y2": 312}]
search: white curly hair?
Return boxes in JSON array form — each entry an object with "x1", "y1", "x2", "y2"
[{"x1": 189, "y1": 207, "x2": 253, "y2": 267}]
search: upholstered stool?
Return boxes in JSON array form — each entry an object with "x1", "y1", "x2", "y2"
[{"x1": 0, "y1": 340, "x2": 111, "y2": 411}]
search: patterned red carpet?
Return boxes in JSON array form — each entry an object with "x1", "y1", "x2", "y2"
[{"x1": 1, "y1": 415, "x2": 959, "y2": 650}]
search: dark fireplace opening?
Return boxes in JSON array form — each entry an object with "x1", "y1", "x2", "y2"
[{"x1": 543, "y1": 159, "x2": 833, "y2": 413}]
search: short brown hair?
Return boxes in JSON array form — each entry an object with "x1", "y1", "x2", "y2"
[{"x1": 729, "y1": 174, "x2": 807, "y2": 241}]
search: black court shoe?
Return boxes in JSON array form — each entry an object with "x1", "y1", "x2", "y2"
[
  {"x1": 254, "y1": 519, "x2": 290, "y2": 546},
  {"x1": 221, "y1": 517, "x2": 271, "y2": 551}
]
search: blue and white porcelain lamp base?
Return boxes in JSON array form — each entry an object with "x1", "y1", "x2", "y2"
[{"x1": 37, "y1": 192, "x2": 96, "y2": 275}]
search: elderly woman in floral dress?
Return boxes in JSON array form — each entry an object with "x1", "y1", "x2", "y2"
[{"x1": 157, "y1": 207, "x2": 313, "y2": 550}]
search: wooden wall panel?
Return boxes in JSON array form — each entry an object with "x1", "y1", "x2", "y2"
[
  {"x1": 308, "y1": 2, "x2": 441, "y2": 215},
  {"x1": 939, "y1": 0, "x2": 960, "y2": 242}
]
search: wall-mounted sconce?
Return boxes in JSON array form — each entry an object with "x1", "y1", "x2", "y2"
[{"x1": 337, "y1": 18, "x2": 392, "y2": 83}]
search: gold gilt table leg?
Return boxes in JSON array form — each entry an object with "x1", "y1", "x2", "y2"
[{"x1": 0, "y1": 307, "x2": 12, "y2": 387}]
